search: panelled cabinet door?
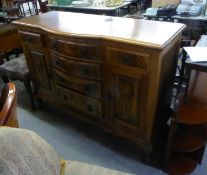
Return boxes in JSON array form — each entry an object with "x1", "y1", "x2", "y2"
[
  {"x1": 104, "y1": 47, "x2": 150, "y2": 141},
  {"x1": 104, "y1": 66, "x2": 148, "y2": 141},
  {"x1": 25, "y1": 47, "x2": 51, "y2": 90},
  {"x1": 30, "y1": 50, "x2": 50, "y2": 89}
]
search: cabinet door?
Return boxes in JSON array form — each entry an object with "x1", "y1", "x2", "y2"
[
  {"x1": 104, "y1": 66, "x2": 148, "y2": 140},
  {"x1": 24, "y1": 46, "x2": 51, "y2": 90},
  {"x1": 104, "y1": 47, "x2": 150, "y2": 141}
]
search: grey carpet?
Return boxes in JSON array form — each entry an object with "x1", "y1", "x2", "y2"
[{"x1": 11, "y1": 81, "x2": 207, "y2": 175}]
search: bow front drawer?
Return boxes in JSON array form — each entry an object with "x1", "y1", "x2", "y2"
[
  {"x1": 19, "y1": 31, "x2": 42, "y2": 45},
  {"x1": 54, "y1": 69, "x2": 101, "y2": 99},
  {"x1": 57, "y1": 85, "x2": 102, "y2": 119},
  {"x1": 49, "y1": 37, "x2": 102, "y2": 60},
  {"x1": 51, "y1": 54, "x2": 102, "y2": 79}
]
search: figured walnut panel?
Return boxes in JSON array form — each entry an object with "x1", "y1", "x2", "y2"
[
  {"x1": 115, "y1": 75, "x2": 141, "y2": 125},
  {"x1": 111, "y1": 71, "x2": 148, "y2": 135},
  {"x1": 30, "y1": 50, "x2": 50, "y2": 89}
]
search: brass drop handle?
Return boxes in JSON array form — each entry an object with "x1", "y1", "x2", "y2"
[
  {"x1": 87, "y1": 104, "x2": 93, "y2": 112},
  {"x1": 60, "y1": 77, "x2": 66, "y2": 83},
  {"x1": 80, "y1": 48, "x2": 89, "y2": 58},
  {"x1": 26, "y1": 36, "x2": 33, "y2": 43},
  {"x1": 55, "y1": 59, "x2": 62, "y2": 67},
  {"x1": 52, "y1": 42, "x2": 58, "y2": 50},
  {"x1": 63, "y1": 94, "x2": 67, "y2": 101},
  {"x1": 107, "y1": 91, "x2": 112, "y2": 102},
  {"x1": 119, "y1": 55, "x2": 132, "y2": 65},
  {"x1": 85, "y1": 84, "x2": 92, "y2": 92}
]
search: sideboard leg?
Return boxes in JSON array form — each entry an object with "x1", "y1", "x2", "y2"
[{"x1": 144, "y1": 145, "x2": 152, "y2": 164}]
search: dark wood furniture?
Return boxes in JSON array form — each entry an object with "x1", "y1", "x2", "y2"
[
  {"x1": 0, "y1": 82, "x2": 19, "y2": 127},
  {"x1": 13, "y1": 11, "x2": 185, "y2": 160}
]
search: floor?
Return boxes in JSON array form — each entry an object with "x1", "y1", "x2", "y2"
[{"x1": 10, "y1": 80, "x2": 206, "y2": 175}]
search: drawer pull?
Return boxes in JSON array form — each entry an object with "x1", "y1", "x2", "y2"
[
  {"x1": 119, "y1": 55, "x2": 133, "y2": 65},
  {"x1": 55, "y1": 59, "x2": 62, "y2": 66},
  {"x1": 85, "y1": 85, "x2": 92, "y2": 92},
  {"x1": 80, "y1": 48, "x2": 89, "y2": 58},
  {"x1": 107, "y1": 91, "x2": 112, "y2": 102},
  {"x1": 52, "y1": 42, "x2": 58, "y2": 50},
  {"x1": 26, "y1": 36, "x2": 33, "y2": 43},
  {"x1": 83, "y1": 68, "x2": 89, "y2": 74},
  {"x1": 63, "y1": 94, "x2": 68, "y2": 101},
  {"x1": 60, "y1": 77, "x2": 66, "y2": 83},
  {"x1": 87, "y1": 105, "x2": 93, "y2": 112}
]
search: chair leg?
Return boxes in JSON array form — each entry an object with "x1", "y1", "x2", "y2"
[
  {"x1": 1, "y1": 75, "x2": 9, "y2": 83},
  {"x1": 23, "y1": 80, "x2": 36, "y2": 110}
]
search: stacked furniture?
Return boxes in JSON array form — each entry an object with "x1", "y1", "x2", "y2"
[{"x1": 13, "y1": 11, "x2": 185, "y2": 161}]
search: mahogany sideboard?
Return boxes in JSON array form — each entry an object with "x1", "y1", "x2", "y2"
[{"x1": 13, "y1": 11, "x2": 185, "y2": 160}]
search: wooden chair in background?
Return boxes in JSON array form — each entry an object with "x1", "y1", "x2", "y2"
[
  {"x1": 0, "y1": 24, "x2": 35, "y2": 110},
  {"x1": 13, "y1": 0, "x2": 39, "y2": 17},
  {"x1": 0, "y1": 82, "x2": 19, "y2": 127},
  {"x1": 0, "y1": 0, "x2": 22, "y2": 19},
  {"x1": 37, "y1": 0, "x2": 48, "y2": 13}
]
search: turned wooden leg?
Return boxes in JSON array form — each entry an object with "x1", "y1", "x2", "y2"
[
  {"x1": 23, "y1": 80, "x2": 35, "y2": 110},
  {"x1": 144, "y1": 145, "x2": 152, "y2": 164},
  {"x1": 1, "y1": 75, "x2": 9, "y2": 83}
]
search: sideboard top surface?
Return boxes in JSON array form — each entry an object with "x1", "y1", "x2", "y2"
[{"x1": 13, "y1": 11, "x2": 185, "y2": 49}]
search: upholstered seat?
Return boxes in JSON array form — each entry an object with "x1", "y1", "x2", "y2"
[
  {"x1": 0, "y1": 54, "x2": 35, "y2": 109},
  {"x1": 64, "y1": 160, "x2": 131, "y2": 175},
  {"x1": 0, "y1": 53, "x2": 29, "y2": 79},
  {"x1": 0, "y1": 127, "x2": 133, "y2": 175}
]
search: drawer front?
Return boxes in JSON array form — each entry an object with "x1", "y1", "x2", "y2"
[
  {"x1": 51, "y1": 54, "x2": 101, "y2": 79},
  {"x1": 19, "y1": 31, "x2": 42, "y2": 45},
  {"x1": 54, "y1": 69, "x2": 101, "y2": 99},
  {"x1": 49, "y1": 37, "x2": 101, "y2": 60},
  {"x1": 107, "y1": 48, "x2": 149, "y2": 70},
  {"x1": 57, "y1": 85, "x2": 102, "y2": 119}
]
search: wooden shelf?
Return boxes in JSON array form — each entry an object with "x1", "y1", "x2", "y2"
[
  {"x1": 166, "y1": 55, "x2": 207, "y2": 175},
  {"x1": 176, "y1": 101, "x2": 207, "y2": 124},
  {"x1": 166, "y1": 154, "x2": 197, "y2": 175},
  {"x1": 173, "y1": 126, "x2": 206, "y2": 152},
  {"x1": 176, "y1": 71, "x2": 207, "y2": 124}
]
